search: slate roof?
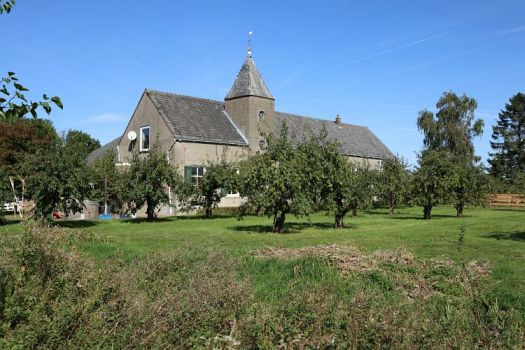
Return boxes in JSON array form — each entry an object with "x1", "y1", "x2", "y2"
[
  {"x1": 88, "y1": 93, "x2": 393, "y2": 163},
  {"x1": 224, "y1": 56, "x2": 274, "y2": 100},
  {"x1": 275, "y1": 112, "x2": 394, "y2": 160},
  {"x1": 146, "y1": 90, "x2": 248, "y2": 146},
  {"x1": 86, "y1": 137, "x2": 120, "y2": 165}
]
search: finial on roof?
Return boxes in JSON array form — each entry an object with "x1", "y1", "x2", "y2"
[
  {"x1": 248, "y1": 31, "x2": 253, "y2": 57},
  {"x1": 335, "y1": 114, "x2": 342, "y2": 124}
]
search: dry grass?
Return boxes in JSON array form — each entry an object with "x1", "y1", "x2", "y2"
[{"x1": 254, "y1": 244, "x2": 492, "y2": 300}]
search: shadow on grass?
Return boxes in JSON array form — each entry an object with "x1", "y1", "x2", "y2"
[
  {"x1": 174, "y1": 215, "x2": 235, "y2": 221},
  {"x1": 55, "y1": 220, "x2": 102, "y2": 228},
  {"x1": 0, "y1": 218, "x2": 22, "y2": 227},
  {"x1": 483, "y1": 231, "x2": 525, "y2": 242},
  {"x1": 388, "y1": 214, "x2": 459, "y2": 220},
  {"x1": 230, "y1": 222, "x2": 357, "y2": 234},
  {"x1": 123, "y1": 217, "x2": 175, "y2": 224}
]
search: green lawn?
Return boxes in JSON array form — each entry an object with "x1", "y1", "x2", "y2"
[
  {"x1": 4, "y1": 206, "x2": 523, "y2": 302},
  {"x1": 1, "y1": 206, "x2": 524, "y2": 347}
]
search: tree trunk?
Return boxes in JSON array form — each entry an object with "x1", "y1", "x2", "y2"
[
  {"x1": 423, "y1": 204, "x2": 432, "y2": 220},
  {"x1": 205, "y1": 205, "x2": 213, "y2": 219},
  {"x1": 456, "y1": 202, "x2": 464, "y2": 218},
  {"x1": 335, "y1": 212, "x2": 345, "y2": 228},
  {"x1": 351, "y1": 207, "x2": 357, "y2": 217},
  {"x1": 273, "y1": 212, "x2": 286, "y2": 233},
  {"x1": 146, "y1": 201, "x2": 155, "y2": 220},
  {"x1": 389, "y1": 205, "x2": 394, "y2": 215}
]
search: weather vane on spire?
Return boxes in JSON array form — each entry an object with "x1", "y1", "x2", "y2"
[{"x1": 248, "y1": 31, "x2": 253, "y2": 57}]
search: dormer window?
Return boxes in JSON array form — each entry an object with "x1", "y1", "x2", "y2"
[{"x1": 140, "y1": 126, "x2": 150, "y2": 152}]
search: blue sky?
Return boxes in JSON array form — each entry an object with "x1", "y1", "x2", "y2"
[{"x1": 3, "y1": 0, "x2": 524, "y2": 166}]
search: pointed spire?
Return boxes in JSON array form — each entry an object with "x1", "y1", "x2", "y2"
[
  {"x1": 248, "y1": 31, "x2": 253, "y2": 57},
  {"x1": 225, "y1": 54, "x2": 274, "y2": 100}
]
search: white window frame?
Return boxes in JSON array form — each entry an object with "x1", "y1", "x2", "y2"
[
  {"x1": 190, "y1": 166, "x2": 205, "y2": 186},
  {"x1": 140, "y1": 126, "x2": 150, "y2": 152}
]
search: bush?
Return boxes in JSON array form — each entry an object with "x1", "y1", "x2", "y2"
[{"x1": 0, "y1": 226, "x2": 523, "y2": 348}]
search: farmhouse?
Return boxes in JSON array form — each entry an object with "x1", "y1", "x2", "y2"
[{"x1": 88, "y1": 51, "x2": 394, "y2": 213}]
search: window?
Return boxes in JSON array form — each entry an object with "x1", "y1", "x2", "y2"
[
  {"x1": 184, "y1": 166, "x2": 205, "y2": 186},
  {"x1": 140, "y1": 126, "x2": 150, "y2": 151},
  {"x1": 376, "y1": 160, "x2": 383, "y2": 170}
]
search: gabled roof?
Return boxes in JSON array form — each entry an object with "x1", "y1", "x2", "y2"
[
  {"x1": 224, "y1": 56, "x2": 274, "y2": 100},
  {"x1": 146, "y1": 90, "x2": 248, "y2": 146},
  {"x1": 275, "y1": 112, "x2": 394, "y2": 160},
  {"x1": 88, "y1": 93, "x2": 394, "y2": 163},
  {"x1": 86, "y1": 137, "x2": 120, "y2": 165}
]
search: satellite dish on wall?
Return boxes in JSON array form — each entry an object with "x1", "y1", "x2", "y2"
[{"x1": 127, "y1": 131, "x2": 137, "y2": 141}]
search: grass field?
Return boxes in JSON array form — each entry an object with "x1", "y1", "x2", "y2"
[{"x1": 1, "y1": 206, "x2": 524, "y2": 348}]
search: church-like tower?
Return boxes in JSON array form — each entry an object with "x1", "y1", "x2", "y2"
[{"x1": 224, "y1": 53, "x2": 275, "y2": 152}]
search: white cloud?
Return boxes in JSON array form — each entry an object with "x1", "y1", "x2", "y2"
[
  {"x1": 499, "y1": 26, "x2": 525, "y2": 35},
  {"x1": 86, "y1": 113, "x2": 126, "y2": 124}
]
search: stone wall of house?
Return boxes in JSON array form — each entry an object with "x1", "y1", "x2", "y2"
[
  {"x1": 346, "y1": 155, "x2": 383, "y2": 170},
  {"x1": 118, "y1": 93, "x2": 174, "y2": 164},
  {"x1": 225, "y1": 95, "x2": 275, "y2": 153}
]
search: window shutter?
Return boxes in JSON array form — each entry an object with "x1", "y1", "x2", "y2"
[{"x1": 184, "y1": 166, "x2": 192, "y2": 183}]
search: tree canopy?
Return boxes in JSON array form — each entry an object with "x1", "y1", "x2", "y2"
[
  {"x1": 417, "y1": 92, "x2": 483, "y2": 164},
  {"x1": 195, "y1": 159, "x2": 238, "y2": 219},
  {"x1": 121, "y1": 145, "x2": 183, "y2": 219},
  {"x1": 376, "y1": 157, "x2": 410, "y2": 215},
  {"x1": 488, "y1": 92, "x2": 525, "y2": 186},
  {"x1": 412, "y1": 150, "x2": 456, "y2": 220},
  {"x1": 238, "y1": 124, "x2": 314, "y2": 233}
]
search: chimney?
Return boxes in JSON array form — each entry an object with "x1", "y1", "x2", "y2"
[{"x1": 335, "y1": 114, "x2": 341, "y2": 125}]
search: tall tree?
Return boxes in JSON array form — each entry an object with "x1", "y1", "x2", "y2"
[
  {"x1": 417, "y1": 92, "x2": 483, "y2": 164},
  {"x1": 412, "y1": 150, "x2": 456, "y2": 220},
  {"x1": 488, "y1": 92, "x2": 525, "y2": 185},
  {"x1": 377, "y1": 157, "x2": 410, "y2": 215},
  {"x1": 24, "y1": 135, "x2": 91, "y2": 221},
  {"x1": 122, "y1": 145, "x2": 184, "y2": 219},
  {"x1": 238, "y1": 124, "x2": 313, "y2": 233},
  {"x1": 64, "y1": 130, "x2": 101, "y2": 160},
  {"x1": 89, "y1": 150, "x2": 124, "y2": 214},
  {"x1": 417, "y1": 92, "x2": 484, "y2": 218}
]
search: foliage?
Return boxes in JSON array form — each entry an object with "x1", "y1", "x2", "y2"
[
  {"x1": 412, "y1": 150, "x2": 457, "y2": 219},
  {"x1": 63, "y1": 129, "x2": 101, "y2": 160},
  {"x1": 89, "y1": 149, "x2": 124, "y2": 213},
  {"x1": 24, "y1": 135, "x2": 92, "y2": 220},
  {"x1": 450, "y1": 163, "x2": 490, "y2": 217},
  {"x1": 488, "y1": 92, "x2": 525, "y2": 186},
  {"x1": 417, "y1": 91, "x2": 483, "y2": 164},
  {"x1": 376, "y1": 157, "x2": 410, "y2": 215},
  {"x1": 238, "y1": 123, "x2": 314, "y2": 232},
  {"x1": 0, "y1": 72, "x2": 63, "y2": 121},
  {"x1": 417, "y1": 92, "x2": 486, "y2": 218},
  {"x1": 121, "y1": 145, "x2": 184, "y2": 219},
  {"x1": 0, "y1": 0, "x2": 15, "y2": 14},
  {"x1": 0, "y1": 227, "x2": 249, "y2": 349},
  {"x1": 195, "y1": 159, "x2": 238, "y2": 218},
  {"x1": 0, "y1": 218, "x2": 523, "y2": 348},
  {"x1": 0, "y1": 118, "x2": 57, "y2": 176}
]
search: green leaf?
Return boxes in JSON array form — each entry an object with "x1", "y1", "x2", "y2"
[
  {"x1": 13, "y1": 82, "x2": 29, "y2": 91},
  {"x1": 51, "y1": 96, "x2": 63, "y2": 109}
]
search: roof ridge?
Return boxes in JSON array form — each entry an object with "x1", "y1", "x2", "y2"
[
  {"x1": 145, "y1": 89, "x2": 224, "y2": 105},
  {"x1": 276, "y1": 111, "x2": 368, "y2": 129}
]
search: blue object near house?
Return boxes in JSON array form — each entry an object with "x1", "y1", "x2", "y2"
[{"x1": 97, "y1": 214, "x2": 113, "y2": 220}]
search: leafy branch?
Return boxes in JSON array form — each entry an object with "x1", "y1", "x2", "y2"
[{"x1": 0, "y1": 72, "x2": 63, "y2": 121}]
